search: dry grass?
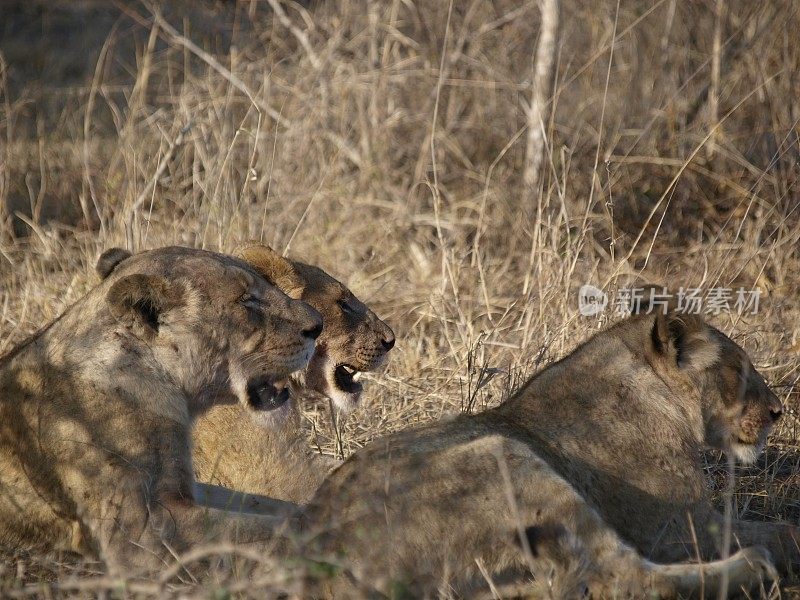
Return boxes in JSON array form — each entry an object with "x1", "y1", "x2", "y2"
[{"x1": 1, "y1": 0, "x2": 799, "y2": 596}]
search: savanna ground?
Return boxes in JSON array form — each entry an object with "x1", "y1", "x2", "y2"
[{"x1": 1, "y1": 0, "x2": 799, "y2": 597}]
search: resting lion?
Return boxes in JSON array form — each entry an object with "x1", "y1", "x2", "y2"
[
  {"x1": 297, "y1": 309, "x2": 788, "y2": 596},
  {"x1": 0, "y1": 246, "x2": 322, "y2": 575},
  {"x1": 192, "y1": 242, "x2": 395, "y2": 504}
]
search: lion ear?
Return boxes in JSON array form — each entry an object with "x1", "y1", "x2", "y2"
[
  {"x1": 629, "y1": 284, "x2": 719, "y2": 370},
  {"x1": 234, "y1": 242, "x2": 304, "y2": 298},
  {"x1": 96, "y1": 248, "x2": 133, "y2": 280},
  {"x1": 651, "y1": 311, "x2": 719, "y2": 372},
  {"x1": 106, "y1": 274, "x2": 185, "y2": 340}
]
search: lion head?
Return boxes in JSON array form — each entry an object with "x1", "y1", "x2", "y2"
[
  {"x1": 95, "y1": 246, "x2": 323, "y2": 417},
  {"x1": 234, "y1": 242, "x2": 395, "y2": 413},
  {"x1": 629, "y1": 304, "x2": 783, "y2": 464},
  {"x1": 703, "y1": 327, "x2": 784, "y2": 463}
]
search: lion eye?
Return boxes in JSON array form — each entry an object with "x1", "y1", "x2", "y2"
[
  {"x1": 337, "y1": 298, "x2": 356, "y2": 314},
  {"x1": 240, "y1": 293, "x2": 261, "y2": 308}
]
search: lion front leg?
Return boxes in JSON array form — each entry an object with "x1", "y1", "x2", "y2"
[
  {"x1": 92, "y1": 496, "x2": 290, "y2": 576},
  {"x1": 729, "y1": 518, "x2": 800, "y2": 575},
  {"x1": 81, "y1": 475, "x2": 289, "y2": 577},
  {"x1": 644, "y1": 547, "x2": 777, "y2": 599},
  {"x1": 84, "y1": 483, "x2": 173, "y2": 576},
  {"x1": 164, "y1": 496, "x2": 291, "y2": 548},
  {"x1": 193, "y1": 481, "x2": 300, "y2": 517},
  {"x1": 687, "y1": 505, "x2": 800, "y2": 575}
]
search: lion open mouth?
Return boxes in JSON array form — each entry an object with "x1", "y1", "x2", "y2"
[
  {"x1": 246, "y1": 377, "x2": 290, "y2": 411},
  {"x1": 333, "y1": 364, "x2": 363, "y2": 395}
]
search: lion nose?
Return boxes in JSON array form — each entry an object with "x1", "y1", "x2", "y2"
[
  {"x1": 297, "y1": 303, "x2": 323, "y2": 340},
  {"x1": 769, "y1": 394, "x2": 783, "y2": 423},
  {"x1": 382, "y1": 333, "x2": 395, "y2": 351},
  {"x1": 303, "y1": 318, "x2": 323, "y2": 341}
]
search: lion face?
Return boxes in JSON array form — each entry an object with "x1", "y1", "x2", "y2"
[
  {"x1": 294, "y1": 263, "x2": 395, "y2": 413},
  {"x1": 235, "y1": 243, "x2": 395, "y2": 413},
  {"x1": 96, "y1": 247, "x2": 323, "y2": 417},
  {"x1": 637, "y1": 309, "x2": 783, "y2": 464},
  {"x1": 702, "y1": 329, "x2": 783, "y2": 464}
]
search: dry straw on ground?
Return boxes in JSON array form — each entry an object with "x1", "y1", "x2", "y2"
[{"x1": 1, "y1": 0, "x2": 799, "y2": 596}]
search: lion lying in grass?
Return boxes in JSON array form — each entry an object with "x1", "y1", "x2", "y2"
[
  {"x1": 297, "y1": 309, "x2": 787, "y2": 597},
  {"x1": 192, "y1": 242, "x2": 395, "y2": 504},
  {"x1": 0, "y1": 246, "x2": 322, "y2": 576}
]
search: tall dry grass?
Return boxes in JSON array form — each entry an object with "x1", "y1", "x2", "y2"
[{"x1": 1, "y1": 0, "x2": 799, "y2": 596}]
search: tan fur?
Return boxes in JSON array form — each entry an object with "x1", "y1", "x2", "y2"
[
  {"x1": 0, "y1": 246, "x2": 322, "y2": 575},
  {"x1": 193, "y1": 243, "x2": 395, "y2": 503},
  {"x1": 296, "y1": 311, "x2": 788, "y2": 596}
]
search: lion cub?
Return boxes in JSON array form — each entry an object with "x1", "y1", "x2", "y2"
[
  {"x1": 192, "y1": 242, "x2": 395, "y2": 504},
  {"x1": 296, "y1": 310, "x2": 783, "y2": 596},
  {"x1": 0, "y1": 246, "x2": 322, "y2": 575}
]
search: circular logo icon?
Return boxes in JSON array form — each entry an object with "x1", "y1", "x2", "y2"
[{"x1": 578, "y1": 284, "x2": 607, "y2": 316}]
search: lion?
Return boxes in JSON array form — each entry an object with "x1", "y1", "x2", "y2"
[
  {"x1": 295, "y1": 308, "x2": 790, "y2": 597},
  {"x1": 0, "y1": 246, "x2": 322, "y2": 576},
  {"x1": 191, "y1": 242, "x2": 395, "y2": 504}
]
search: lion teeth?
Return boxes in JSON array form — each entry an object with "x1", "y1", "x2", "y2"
[{"x1": 352, "y1": 372, "x2": 362, "y2": 382}]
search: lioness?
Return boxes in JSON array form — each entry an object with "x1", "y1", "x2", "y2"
[
  {"x1": 0, "y1": 246, "x2": 322, "y2": 575},
  {"x1": 192, "y1": 242, "x2": 395, "y2": 503},
  {"x1": 297, "y1": 309, "x2": 787, "y2": 596}
]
